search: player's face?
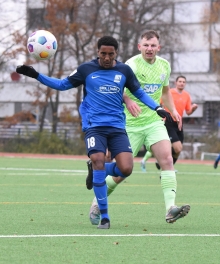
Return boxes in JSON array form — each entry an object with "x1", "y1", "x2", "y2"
[
  {"x1": 176, "y1": 78, "x2": 186, "y2": 91},
  {"x1": 98, "y1": 46, "x2": 117, "y2": 68},
  {"x1": 138, "y1": 37, "x2": 161, "y2": 64}
]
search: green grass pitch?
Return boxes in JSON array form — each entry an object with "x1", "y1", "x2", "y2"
[{"x1": 0, "y1": 156, "x2": 220, "y2": 264}]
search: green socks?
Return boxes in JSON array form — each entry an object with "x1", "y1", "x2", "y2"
[
  {"x1": 143, "y1": 151, "x2": 153, "y2": 162},
  {"x1": 106, "y1": 175, "x2": 118, "y2": 196},
  {"x1": 160, "y1": 171, "x2": 177, "y2": 212}
]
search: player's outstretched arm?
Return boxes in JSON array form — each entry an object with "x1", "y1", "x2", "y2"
[{"x1": 16, "y1": 65, "x2": 73, "y2": 91}]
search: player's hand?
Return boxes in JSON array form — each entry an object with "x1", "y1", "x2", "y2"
[
  {"x1": 126, "y1": 100, "x2": 141, "y2": 117},
  {"x1": 192, "y1": 104, "x2": 198, "y2": 112},
  {"x1": 124, "y1": 95, "x2": 141, "y2": 117},
  {"x1": 171, "y1": 110, "x2": 182, "y2": 130},
  {"x1": 16, "y1": 65, "x2": 39, "y2": 79},
  {"x1": 155, "y1": 106, "x2": 173, "y2": 122}
]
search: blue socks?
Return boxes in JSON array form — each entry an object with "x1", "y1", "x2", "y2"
[
  {"x1": 92, "y1": 163, "x2": 126, "y2": 221},
  {"x1": 93, "y1": 170, "x2": 109, "y2": 220},
  {"x1": 105, "y1": 162, "x2": 126, "y2": 178}
]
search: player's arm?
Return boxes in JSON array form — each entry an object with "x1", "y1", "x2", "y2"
[
  {"x1": 186, "y1": 104, "x2": 198, "y2": 116},
  {"x1": 16, "y1": 65, "x2": 73, "y2": 91},
  {"x1": 129, "y1": 88, "x2": 173, "y2": 121},
  {"x1": 184, "y1": 93, "x2": 198, "y2": 116},
  {"x1": 161, "y1": 85, "x2": 182, "y2": 130}
]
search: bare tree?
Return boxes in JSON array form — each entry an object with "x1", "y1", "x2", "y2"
[
  {"x1": 202, "y1": 1, "x2": 220, "y2": 72},
  {"x1": 99, "y1": 0, "x2": 175, "y2": 61}
]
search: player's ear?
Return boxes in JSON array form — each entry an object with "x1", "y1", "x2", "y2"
[
  {"x1": 158, "y1": 45, "x2": 161, "y2": 52},
  {"x1": 137, "y1": 43, "x2": 141, "y2": 51}
]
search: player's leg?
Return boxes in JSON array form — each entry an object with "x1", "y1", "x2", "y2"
[
  {"x1": 89, "y1": 128, "x2": 134, "y2": 225},
  {"x1": 85, "y1": 128, "x2": 110, "y2": 229},
  {"x1": 89, "y1": 175, "x2": 124, "y2": 225},
  {"x1": 140, "y1": 150, "x2": 153, "y2": 171},
  {"x1": 90, "y1": 152, "x2": 110, "y2": 229},
  {"x1": 151, "y1": 139, "x2": 177, "y2": 212},
  {"x1": 171, "y1": 141, "x2": 182, "y2": 164},
  {"x1": 106, "y1": 128, "x2": 144, "y2": 194},
  {"x1": 86, "y1": 160, "x2": 93, "y2": 190},
  {"x1": 214, "y1": 153, "x2": 220, "y2": 169},
  {"x1": 87, "y1": 150, "x2": 132, "y2": 192},
  {"x1": 171, "y1": 126, "x2": 183, "y2": 165},
  {"x1": 86, "y1": 149, "x2": 114, "y2": 190},
  {"x1": 89, "y1": 127, "x2": 143, "y2": 225},
  {"x1": 100, "y1": 150, "x2": 123, "y2": 195},
  {"x1": 100, "y1": 125, "x2": 145, "y2": 200},
  {"x1": 165, "y1": 121, "x2": 183, "y2": 165},
  {"x1": 105, "y1": 149, "x2": 113, "y2": 162},
  {"x1": 104, "y1": 126, "x2": 143, "y2": 193},
  {"x1": 147, "y1": 121, "x2": 190, "y2": 223},
  {"x1": 88, "y1": 151, "x2": 125, "y2": 225}
]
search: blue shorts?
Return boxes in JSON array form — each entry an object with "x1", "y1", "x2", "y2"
[{"x1": 84, "y1": 126, "x2": 132, "y2": 159}]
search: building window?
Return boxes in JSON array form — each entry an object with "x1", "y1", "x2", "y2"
[{"x1": 204, "y1": 101, "x2": 220, "y2": 125}]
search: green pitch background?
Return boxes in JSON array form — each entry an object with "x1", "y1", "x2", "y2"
[{"x1": 0, "y1": 156, "x2": 220, "y2": 264}]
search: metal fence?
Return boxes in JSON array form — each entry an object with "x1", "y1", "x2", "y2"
[{"x1": 0, "y1": 123, "x2": 81, "y2": 140}]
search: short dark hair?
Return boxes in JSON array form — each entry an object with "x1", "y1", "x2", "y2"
[
  {"x1": 176, "y1": 75, "x2": 186, "y2": 82},
  {"x1": 141, "y1": 30, "x2": 160, "y2": 41},
  {"x1": 97, "y1": 36, "x2": 119, "y2": 50}
]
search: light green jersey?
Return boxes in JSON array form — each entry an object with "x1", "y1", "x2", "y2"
[{"x1": 125, "y1": 54, "x2": 171, "y2": 126}]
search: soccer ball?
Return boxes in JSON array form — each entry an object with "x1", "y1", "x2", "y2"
[{"x1": 27, "y1": 30, "x2": 58, "y2": 60}]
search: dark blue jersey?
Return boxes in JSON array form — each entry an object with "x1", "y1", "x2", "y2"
[
  {"x1": 37, "y1": 58, "x2": 159, "y2": 131},
  {"x1": 68, "y1": 59, "x2": 140, "y2": 131}
]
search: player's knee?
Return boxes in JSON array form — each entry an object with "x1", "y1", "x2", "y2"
[
  {"x1": 91, "y1": 158, "x2": 105, "y2": 170},
  {"x1": 160, "y1": 155, "x2": 173, "y2": 168},
  {"x1": 121, "y1": 165, "x2": 133, "y2": 177},
  {"x1": 173, "y1": 146, "x2": 182, "y2": 154},
  {"x1": 172, "y1": 143, "x2": 182, "y2": 155}
]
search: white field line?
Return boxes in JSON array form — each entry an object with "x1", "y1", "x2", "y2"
[
  {"x1": 2, "y1": 173, "x2": 54, "y2": 176},
  {"x1": 1, "y1": 167, "x2": 220, "y2": 176},
  {"x1": 0, "y1": 168, "x2": 86, "y2": 173},
  {"x1": 0, "y1": 234, "x2": 220, "y2": 238}
]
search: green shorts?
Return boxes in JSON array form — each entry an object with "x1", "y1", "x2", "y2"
[{"x1": 126, "y1": 120, "x2": 170, "y2": 157}]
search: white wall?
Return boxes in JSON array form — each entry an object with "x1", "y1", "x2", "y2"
[
  {"x1": 174, "y1": 1, "x2": 210, "y2": 24},
  {"x1": 0, "y1": 103, "x2": 14, "y2": 118}
]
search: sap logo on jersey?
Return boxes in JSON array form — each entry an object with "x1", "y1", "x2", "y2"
[
  {"x1": 143, "y1": 84, "x2": 161, "y2": 94},
  {"x1": 97, "y1": 85, "x2": 120, "y2": 94}
]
